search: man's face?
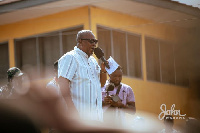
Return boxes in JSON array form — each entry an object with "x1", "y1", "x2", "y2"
[
  {"x1": 109, "y1": 69, "x2": 122, "y2": 86},
  {"x1": 79, "y1": 33, "x2": 97, "y2": 56}
]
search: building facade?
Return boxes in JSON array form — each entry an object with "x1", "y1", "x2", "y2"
[{"x1": 0, "y1": 0, "x2": 200, "y2": 124}]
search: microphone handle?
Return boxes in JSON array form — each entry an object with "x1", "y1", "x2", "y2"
[
  {"x1": 101, "y1": 57, "x2": 110, "y2": 69},
  {"x1": 106, "y1": 91, "x2": 109, "y2": 96}
]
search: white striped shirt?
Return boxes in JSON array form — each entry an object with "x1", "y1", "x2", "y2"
[{"x1": 58, "y1": 46, "x2": 103, "y2": 121}]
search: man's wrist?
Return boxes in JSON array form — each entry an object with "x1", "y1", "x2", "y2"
[{"x1": 100, "y1": 70, "x2": 107, "y2": 74}]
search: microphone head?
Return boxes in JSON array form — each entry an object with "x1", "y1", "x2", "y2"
[
  {"x1": 94, "y1": 47, "x2": 104, "y2": 59},
  {"x1": 106, "y1": 83, "x2": 115, "y2": 91}
]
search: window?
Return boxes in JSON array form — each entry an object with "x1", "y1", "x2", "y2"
[
  {"x1": 15, "y1": 37, "x2": 38, "y2": 79},
  {"x1": 113, "y1": 30, "x2": 127, "y2": 75},
  {"x1": 97, "y1": 27, "x2": 111, "y2": 60},
  {"x1": 174, "y1": 43, "x2": 189, "y2": 87},
  {"x1": 62, "y1": 27, "x2": 83, "y2": 54},
  {"x1": 145, "y1": 36, "x2": 188, "y2": 86},
  {"x1": 0, "y1": 42, "x2": 9, "y2": 85},
  {"x1": 15, "y1": 26, "x2": 83, "y2": 79},
  {"x1": 160, "y1": 41, "x2": 175, "y2": 84},
  {"x1": 97, "y1": 26, "x2": 188, "y2": 87},
  {"x1": 145, "y1": 37, "x2": 160, "y2": 82},
  {"x1": 97, "y1": 26, "x2": 142, "y2": 78},
  {"x1": 128, "y1": 34, "x2": 142, "y2": 78},
  {"x1": 39, "y1": 31, "x2": 60, "y2": 77},
  {"x1": 15, "y1": 38, "x2": 37, "y2": 67}
]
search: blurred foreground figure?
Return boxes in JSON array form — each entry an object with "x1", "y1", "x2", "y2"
[
  {"x1": 46, "y1": 60, "x2": 60, "y2": 99},
  {"x1": 46, "y1": 60, "x2": 63, "y2": 133},
  {"x1": 0, "y1": 66, "x2": 161, "y2": 133},
  {"x1": 159, "y1": 115, "x2": 180, "y2": 133},
  {"x1": 0, "y1": 67, "x2": 29, "y2": 98},
  {"x1": 0, "y1": 67, "x2": 40, "y2": 132},
  {"x1": 183, "y1": 117, "x2": 200, "y2": 133}
]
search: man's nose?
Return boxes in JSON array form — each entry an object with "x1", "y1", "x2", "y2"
[{"x1": 116, "y1": 77, "x2": 120, "y2": 81}]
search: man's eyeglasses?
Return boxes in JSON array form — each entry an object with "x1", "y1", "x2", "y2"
[{"x1": 81, "y1": 39, "x2": 98, "y2": 44}]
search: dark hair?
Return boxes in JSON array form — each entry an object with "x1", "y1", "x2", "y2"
[
  {"x1": 116, "y1": 66, "x2": 122, "y2": 71},
  {"x1": 7, "y1": 67, "x2": 23, "y2": 82},
  {"x1": 185, "y1": 117, "x2": 200, "y2": 133},
  {"x1": 54, "y1": 60, "x2": 58, "y2": 70}
]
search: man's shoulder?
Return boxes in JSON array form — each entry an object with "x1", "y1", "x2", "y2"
[
  {"x1": 121, "y1": 83, "x2": 135, "y2": 93},
  {"x1": 61, "y1": 50, "x2": 75, "y2": 58},
  {"x1": 89, "y1": 56, "x2": 97, "y2": 61},
  {"x1": 59, "y1": 50, "x2": 77, "y2": 63},
  {"x1": 121, "y1": 83, "x2": 131, "y2": 89},
  {"x1": 89, "y1": 56, "x2": 96, "y2": 60}
]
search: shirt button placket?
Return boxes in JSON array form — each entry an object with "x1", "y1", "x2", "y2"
[{"x1": 88, "y1": 61, "x2": 95, "y2": 79}]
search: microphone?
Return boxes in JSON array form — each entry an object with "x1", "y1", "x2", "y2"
[
  {"x1": 94, "y1": 47, "x2": 110, "y2": 69},
  {"x1": 106, "y1": 83, "x2": 115, "y2": 96}
]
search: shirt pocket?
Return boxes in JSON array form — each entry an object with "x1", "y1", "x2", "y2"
[{"x1": 77, "y1": 65, "x2": 89, "y2": 80}]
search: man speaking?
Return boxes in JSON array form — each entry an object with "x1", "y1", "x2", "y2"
[{"x1": 58, "y1": 30, "x2": 107, "y2": 121}]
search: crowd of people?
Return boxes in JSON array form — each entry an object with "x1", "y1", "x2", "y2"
[{"x1": 0, "y1": 30, "x2": 199, "y2": 133}]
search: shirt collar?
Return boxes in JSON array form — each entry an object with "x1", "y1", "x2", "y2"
[{"x1": 74, "y1": 46, "x2": 89, "y2": 59}]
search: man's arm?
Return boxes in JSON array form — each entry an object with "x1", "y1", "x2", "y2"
[
  {"x1": 100, "y1": 62, "x2": 107, "y2": 87},
  {"x1": 124, "y1": 87, "x2": 136, "y2": 115},
  {"x1": 104, "y1": 96, "x2": 136, "y2": 115},
  {"x1": 124, "y1": 101, "x2": 136, "y2": 115},
  {"x1": 58, "y1": 77, "x2": 79, "y2": 118},
  {"x1": 110, "y1": 100, "x2": 136, "y2": 115}
]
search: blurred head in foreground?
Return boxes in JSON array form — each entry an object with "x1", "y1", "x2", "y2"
[{"x1": 0, "y1": 67, "x2": 30, "y2": 98}]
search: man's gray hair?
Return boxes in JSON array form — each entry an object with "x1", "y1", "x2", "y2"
[{"x1": 76, "y1": 30, "x2": 94, "y2": 44}]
